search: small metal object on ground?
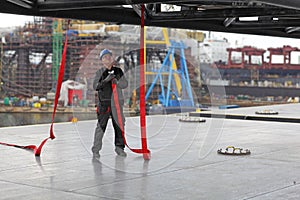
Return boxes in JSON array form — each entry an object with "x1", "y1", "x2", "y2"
[
  {"x1": 217, "y1": 146, "x2": 251, "y2": 155},
  {"x1": 179, "y1": 117, "x2": 206, "y2": 123},
  {"x1": 255, "y1": 110, "x2": 278, "y2": 115}
]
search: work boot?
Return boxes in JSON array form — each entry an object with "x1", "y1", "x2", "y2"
[
  {"x1": 93, "y1": 151, "x2": 100, "y2": 159},
  {"x1": 115, "y1": 147, "x2": 127, "y2": 157}
]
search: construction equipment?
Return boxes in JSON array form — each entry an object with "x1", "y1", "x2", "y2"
[
  {"x1": 145, "y1": 40, "x2": 194, "y2": 108},
  {"x1": 52, "y1": 18, "x2": 63, "y2": 90},
  {"x1": 145, "y1": 28, "x2": 182, "y2": 95},
  {"x1": 127, "y1": 27, "x2": 197, "y2": 113},
  {"x1": 0, "y1": 38, "x2": 3, "y2": 95}
]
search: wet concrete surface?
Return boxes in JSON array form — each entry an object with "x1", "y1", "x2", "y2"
[{"x1": 0, "y1": 103, "x2": 300, "y2": 199}]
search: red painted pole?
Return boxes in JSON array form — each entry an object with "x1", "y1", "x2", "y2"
[{"x1": 140, "y1": 4, "x2": 150, "y2": 160}]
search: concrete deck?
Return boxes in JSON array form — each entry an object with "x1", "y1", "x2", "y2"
[
  {"x1": 1, "y1": 103, "x2": 300, "y2": 199},
  {"x1": 191, "y1": 103, "x2": 300, "y2": 123}
]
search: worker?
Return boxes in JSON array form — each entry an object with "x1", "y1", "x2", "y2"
[{"x1": 92, "y1": 49, "x2": 128, "y2": 158}]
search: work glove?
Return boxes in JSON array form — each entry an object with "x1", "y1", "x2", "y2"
[
  {"x1": 112, "y1": 78, "x2": 118, "y2": 85},
  {"x1": 102, "y1": 73, "x2": 115, "y2": 83},
  {"x1": 112, "y1": 73, "x2": 121, "y2": 84},
  {"x1": 115, "y1": 74, "x2": 121, "y2": 80},
  {"x1": 96, "y1": 73, "x2": 115, "y2": 90}
]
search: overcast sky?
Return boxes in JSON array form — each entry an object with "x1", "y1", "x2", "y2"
[
  {"x1": 210, "y1": 31, "x2": 300, "y2": 49},
  {"x1": 1, "y1": 13, "x2": 300, "y2": 50},
  {"x1": 0, "y1": 13, "x2": 34, "y2": 28}
]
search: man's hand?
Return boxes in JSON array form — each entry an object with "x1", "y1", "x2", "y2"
[
  {"x1": 112, "y1": 78, "x2": 118, "y2": 85},
  {"x1": 96, "y1": 73, "x2": 115, "y2": 90},
  {"x1": 115, "y1": 74, "x2": 121, "y2": 80},
  {"x1": 102, "y1": 73, "x2": 115, "y2": 83}
]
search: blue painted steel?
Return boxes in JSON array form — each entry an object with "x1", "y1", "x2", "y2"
[
  {"x1": 145, "y1": 49, "x2": 172, "y2": 100},
  {"x1": 146, "y1": 40, "x2": 195, "y2": 108},
  {"x1": 219, "y1": 105, "x2": 240, "y2": 109},
  {"x1": 165, "y1": 47, "x2": 175, "y2": 107},
  {"x1": 179, "y1": 41, "x2": 194, "y2": 106}
]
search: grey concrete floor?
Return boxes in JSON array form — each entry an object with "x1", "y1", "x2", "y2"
[{"x1": 1, "y1": 103, "x2": 300, "y2": 199}]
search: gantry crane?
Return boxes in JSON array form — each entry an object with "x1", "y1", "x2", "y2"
[
  {"x1": 145, "y1": 40, "x2": 194, "y2": 108},
  {"x1": 145, "y1": 28, "x2": 182, "y2": 96}
]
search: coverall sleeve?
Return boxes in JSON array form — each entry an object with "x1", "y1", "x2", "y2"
[
  {"x1": 116, "y1": 69, "x2": 128, "y2": 89},
  {"x1": 93, "y1": 69, "x2": 105, "y2": 91}
]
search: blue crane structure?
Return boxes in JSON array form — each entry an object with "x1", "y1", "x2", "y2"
[{"x1": 145, "y1": 40, "x2": 194, "y2": 108}]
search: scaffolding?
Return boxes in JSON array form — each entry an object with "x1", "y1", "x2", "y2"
[
  {"x1": 52, "y1": 18, "x2": 63, "y2": 88},
  {"x1": 0, "y1": 18, "x2": 200, "y2": 108},
  {"x1": 1, "y1": 17, "x2": 53, "y2": 97},
  {"x1": 0, "y1": 18, "x2": 108, "y2": 98}
]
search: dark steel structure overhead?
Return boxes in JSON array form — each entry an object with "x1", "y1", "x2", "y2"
[{"x1": 2, "y1": 0, "x2": 300, "y2": 38}]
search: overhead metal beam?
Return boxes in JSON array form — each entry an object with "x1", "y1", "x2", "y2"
[
  {"x1": 257, "y1": 0, "x2": 300, "y2": 10},
  {"x1": 6, "y1": 0, "x2": 33, "y2": 9},
  {"x1": 3, "y1": 0, "x2": 300, "y2": 39},
  {"x1": 285, "y1": 27, "x2": 300, "y2": 34},
  {"x1": 149, "y1": 18, "x2": 300, "y2": 39},
  {"x1": 223, "y1": 17, "x2": 236, "y2": 27},
  {"x1": 148, "y1": 8, "x2": 300, "y2": 22},
  {"x1": 37, "y1": 7, "x2": 141, "y2": 24}
]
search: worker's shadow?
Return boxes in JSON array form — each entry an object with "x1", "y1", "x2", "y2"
[
  {"x1": 114, "y1": 156, "x2": 126, "y2": 174},
  {"x1": 35, "y1": 156, "x2": 45, "y2": 172},
  {"x1": 132, "y1": 156, "x2": 150, "y2": 175},
  {"x1": 91, "y1": 157, "x2": 102, "y2": 176}
]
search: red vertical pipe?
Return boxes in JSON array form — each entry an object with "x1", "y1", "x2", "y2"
[{"x1": 139, "y1": 4, "x2": 150, "y2": 160}]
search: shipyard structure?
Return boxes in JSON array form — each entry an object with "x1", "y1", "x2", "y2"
[
  {"x1": 201, "y1": 44, "x2": 300, "y2": 103},
  {"x1": 0, "y1": 17, "x2": 203, "y2": 109},
  {"x1": 1, "y1": 17, "x2": 300, "y2": 110}
]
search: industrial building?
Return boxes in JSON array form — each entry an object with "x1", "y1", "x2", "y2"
[{"x1": 0, "y1": 17, "x2": 202, "y2": 109}]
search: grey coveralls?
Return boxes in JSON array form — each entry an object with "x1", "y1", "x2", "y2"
[{"x1": 91, "y1": 66, "x2": 128, "y2": 153}]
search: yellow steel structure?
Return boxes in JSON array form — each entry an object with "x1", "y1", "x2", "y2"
[
  {"x1": 186, "y1": 30, "x2": 205, "y2": 42},
  {"x1": 0, "y1": 40, "x2": 2, "y2": 93},
  {"x1": 52, "y1": 18, "x2": 63, "y2": 82},
  {"x1": 145, "y1": 28, "x2": 182, "y2": 96}
]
